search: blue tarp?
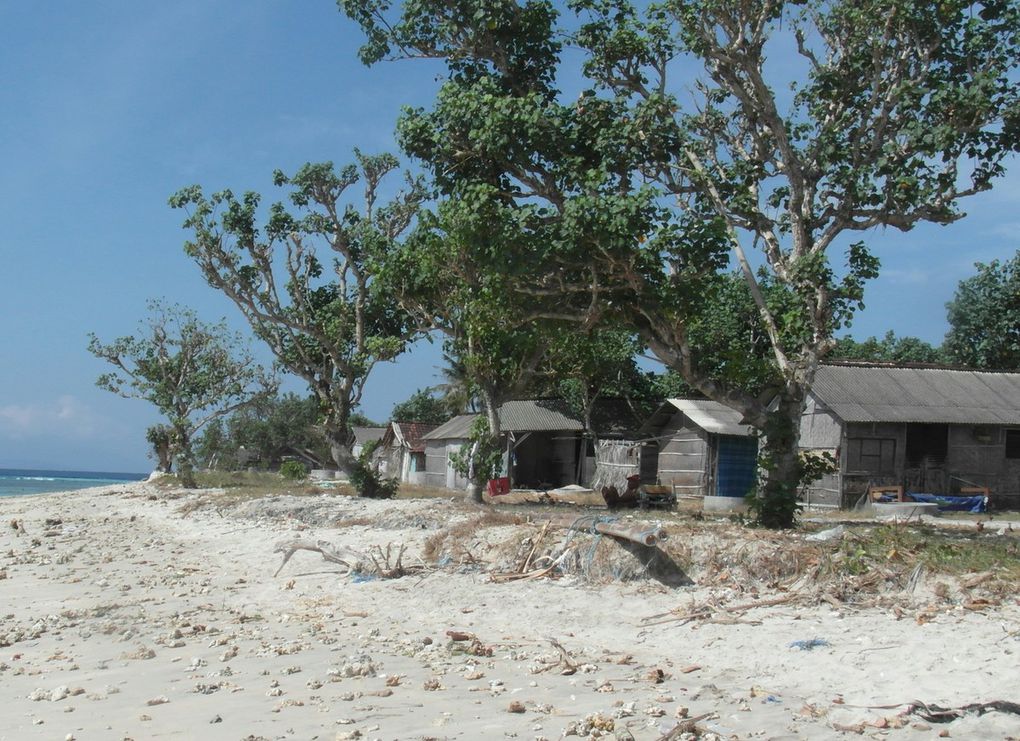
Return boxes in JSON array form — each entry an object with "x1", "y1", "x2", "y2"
[{"x1": 906, "y1": 493, "x2": 987, "y2": 513}]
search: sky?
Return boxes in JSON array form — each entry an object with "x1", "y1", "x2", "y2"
[{"x1": 0, "y1": 2, "x2": 1017, "y2": 474}]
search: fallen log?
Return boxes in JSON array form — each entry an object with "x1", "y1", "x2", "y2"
[{"x1": 593, "y1": 521, "x2": 659, "y2": 547}]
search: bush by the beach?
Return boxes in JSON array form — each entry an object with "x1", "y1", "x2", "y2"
[{"x1": 279, "y1": 461, "x2": 307, "y2": 481}]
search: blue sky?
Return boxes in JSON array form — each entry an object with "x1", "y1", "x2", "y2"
[{"x1": 1, "y1": 2, "x2": 1017, "y2": 473}]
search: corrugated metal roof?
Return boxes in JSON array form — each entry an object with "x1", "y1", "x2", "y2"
[
  {"x1": 499, "y1": 399, "x2": 584, "y2": 432},
  {"x1": 352, "y1": 426, "x2": 386, "y2": 445},
  {"x1": 423, "y1": 414, "x2": 478, "y2": 441},
  {"x1": 811, "y1": 365, "x2": 1020, "y2": 424},
  {"x1": 424, "y1": 399, "x2": 587, "y2": 440},
  {"x1": 667, "y1": 399, "x2": 755, "y2": 437}
]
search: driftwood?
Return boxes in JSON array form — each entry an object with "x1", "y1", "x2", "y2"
[
  {"x1": 545, "y1": 637, "x2": 579, "y2": 675},
  {"x1": 490, "y1": 547, "x2": 575, "y2": 583},
  {"x1": 273, "y1": 539, "x2": 425, "y2": 579},
  {"x1": 642, "y1": 594, "x2": 797, "y2": 627},
  {"x1": 273, "y1": 539, "x2": 368, "y2": 577},
  {"x1": 655, "y1": 714, "x2": 713, "y2": 740}
]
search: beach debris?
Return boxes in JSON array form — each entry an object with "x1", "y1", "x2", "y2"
[
  {"x1": 563, "y1": 712, "x2": 614, "y2": 736},
  {"x1": 653, "y1": 713, "x2": 713, "y2": 740},
  {"x1": 273, "y1": 539, "x2": 366, "y2": 577},
  {"x1": 331, "y1": 655, "x2": 377, "y2": 678},
  {"x1": 789, "y1": 638, "x2": 830, "y2": 651},
  {"x1": 905, "y1": 699, "x2": 1020, "y2": 723},
  {"x1": 273, "y1": 539, "x2": 423, "y2": 579},
  {"x1": 806, "y1": 525, "x2": 845, "y2": 542},
  {"x1": 542, "y1": 637, "x2": 579, "y2": 675},
  {"x1": 643, "y1": 594, "x2": 796, "y2": 627},
  {"x1": 508, "y1": 700, "x2": 526, "y2": 713}
]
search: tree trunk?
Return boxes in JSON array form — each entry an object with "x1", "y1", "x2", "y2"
[
  {"x1": 754, "y1": 389, "x2": 808, "y2": 528},
  {"x1": 324, "y1": 418, "x2": 394, "y2": 498},
  {"x1": 466, "y1": 390, "x2": 502, "y2": 504},
  {"x1": 175, "y1": 428, "x2": 197, "y2": 489}
]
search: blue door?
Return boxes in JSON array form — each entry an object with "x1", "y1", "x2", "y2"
[{"x1": 716, "y1": 436, "x2": 758, "y2": 498}]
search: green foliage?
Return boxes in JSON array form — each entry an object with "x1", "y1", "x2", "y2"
[
  {"x1": 88, "y1": 301, "x2": 277, "y2": 487},
  {"x1": 279, "y1": 460, "x2": 307, "y2": 480},
  {"x1": 349, "y1": 411, "x2": 382, "y2": 427},
  {"x1": 146, "y1": 424, "x2": 174, "y2": 473},
  {"x1": 340, "y1": 0, "x2": 1020, "y2": 525},
  {"x1": 171, "y1": 153, "x2": 426, "y2": 479},
  {"x1": 391, "y1": 388, "x2": 453, "y2": 425},
  {"x1": 348, "y1": 459, "x2": 398, "y2": 499},
  {"x1": 449, "y1": 416, "x2": 503, "y2": 484},
  {"x1": 194, "y1": 393, "x2": 330, "y2": 470},
  {"x1": 535, "y1": 329, "x2": 655, "y2": 432},
  {"x1": 944, "y1": 251, "x2": 1020, "y2": 369},
  {"x1": 831, "y1": 331, "x2": 946, "y2": 365}
]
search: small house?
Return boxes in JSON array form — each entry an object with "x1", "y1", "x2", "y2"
[
  {"x1": 351, "y1": 426, "x2": 386, "y2": 460},
  {"x1": 799, "y1": 363, "x2": 1020, "y2": 508},
  {"x1": 640, "y1": 399, "x2": 759, "y2": 499},
  {"x1": 421, "y1": 399, "x2": 642, "y2": 491},
  {"x1": 378, "y1": 421, "x2": 438, "y2": 484}
]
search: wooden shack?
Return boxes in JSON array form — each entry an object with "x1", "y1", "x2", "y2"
[{"x1": 641, "y1": 399, "x2": 758, "y2": 499}]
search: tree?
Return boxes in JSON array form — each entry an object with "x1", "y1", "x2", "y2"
[
  {"x1": 170, "y1": 152, "x2": 426, "y2": 497},
  {"x1": 831, "y1": 331, "x2": 946, "y2": 365},
  {"x1": 146, "y1": 424, "x2": 174, "y2": 473},
  {"x1": 88, "y1": 301, "x2": 277, "y2": 487},
  {"x1": 340, "y1": 0, "x2": 1020, "y2": 526},
  {"x1": 537, "y1": 329, "x2": 654, "y2": 435},
  {"x1": 195, "y1": 393, "x2": 331, "y2": 470},
  {"x1": 380, "y1": 198, "x2": 556, "y2": 501},
  {"x1": 391, "y1": 388, "x2": 453, "y2": 425},
  {"x1": 944, "y1": 251, "x2": 1020, "y2": 369}
]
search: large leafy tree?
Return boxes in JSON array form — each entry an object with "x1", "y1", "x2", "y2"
[
  {"x1": 382, "y1": 199, "x2": 555, "y2": 501},
  {"x1": 537, "y1": 329, "x2": 655, "y2": 435},
  {"x1": 340, "y1": 0, "x2": 1020, "y2": 526},
  {"x1": 88, "y1": 301, "x2": 277, "y2": 487},
  {"x1": 944, "y1": 251, "x2": 1020, "y2": 369},
  {"x1": 196, "y1": 393, "x2": 331, "y2": 470},
  {"x1": 170, "y1": 152, "x2": 426, "y2": 497}
]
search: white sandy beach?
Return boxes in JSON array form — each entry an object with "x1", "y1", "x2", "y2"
[{"x1": 2, "y1": 482, "x2": 1019, "y2": 740}]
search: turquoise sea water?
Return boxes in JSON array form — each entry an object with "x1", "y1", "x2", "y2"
[{"x1": 0, "y1": 468, "x2": 146, "y2": 497}]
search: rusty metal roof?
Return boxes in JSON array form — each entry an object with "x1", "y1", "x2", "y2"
[{"x1": 811, "y1": 364, "x2": 1020, "y2": 424}]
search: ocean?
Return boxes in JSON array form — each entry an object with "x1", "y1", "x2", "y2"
[{"x1": 0, "y1": 468, "x2": 146, "y2": 498}]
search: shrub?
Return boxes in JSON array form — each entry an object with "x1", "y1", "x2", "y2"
[{"x1": 279, "y1": 460, "x2": 307, "y2": 480}]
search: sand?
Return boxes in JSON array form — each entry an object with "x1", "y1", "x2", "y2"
[{"x1": 2, "y1": 482, "x2": 1019, "y2": 740}]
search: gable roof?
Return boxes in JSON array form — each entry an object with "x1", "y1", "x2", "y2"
[
  {"x1": 385, "y1": 421, "x2": 439, "y2": 452},
  {"x1": 499, "y1": 399, "x2": 584, "y2": 432},
  {"x1": 352, "y1": 426, "x2": 387, "y2": 446},
  {"x1": 811, "y1": 364, "x2": 1020, "y2": 425},
  {"x1": 423, "y1": 413, "x2": 478, "y2": 441}
]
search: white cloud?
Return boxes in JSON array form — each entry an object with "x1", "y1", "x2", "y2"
[{"x1": 0, "y1": 395, "x2": 99, "y2": 440}]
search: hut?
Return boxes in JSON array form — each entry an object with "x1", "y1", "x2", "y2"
[
  {"x1": 798, "y1": 363, "x2": 1020, "y2": 508},
  {"x1": 640, "y1": 399, "x2": 758, "y2": 500},
  {"x1": 378, "y1": 421, "x2": 438, "y2": 484},
  {"x1": 421, "y1": 399, "x2": 643, "y2": 491}
]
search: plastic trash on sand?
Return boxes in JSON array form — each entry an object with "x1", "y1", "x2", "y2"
[
  {"x1": 805, "y1": 525, "x2": 846, "y2": 542},
  {"x1": 789, "y1": 638, "x2": 830, "y2": 651}
]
